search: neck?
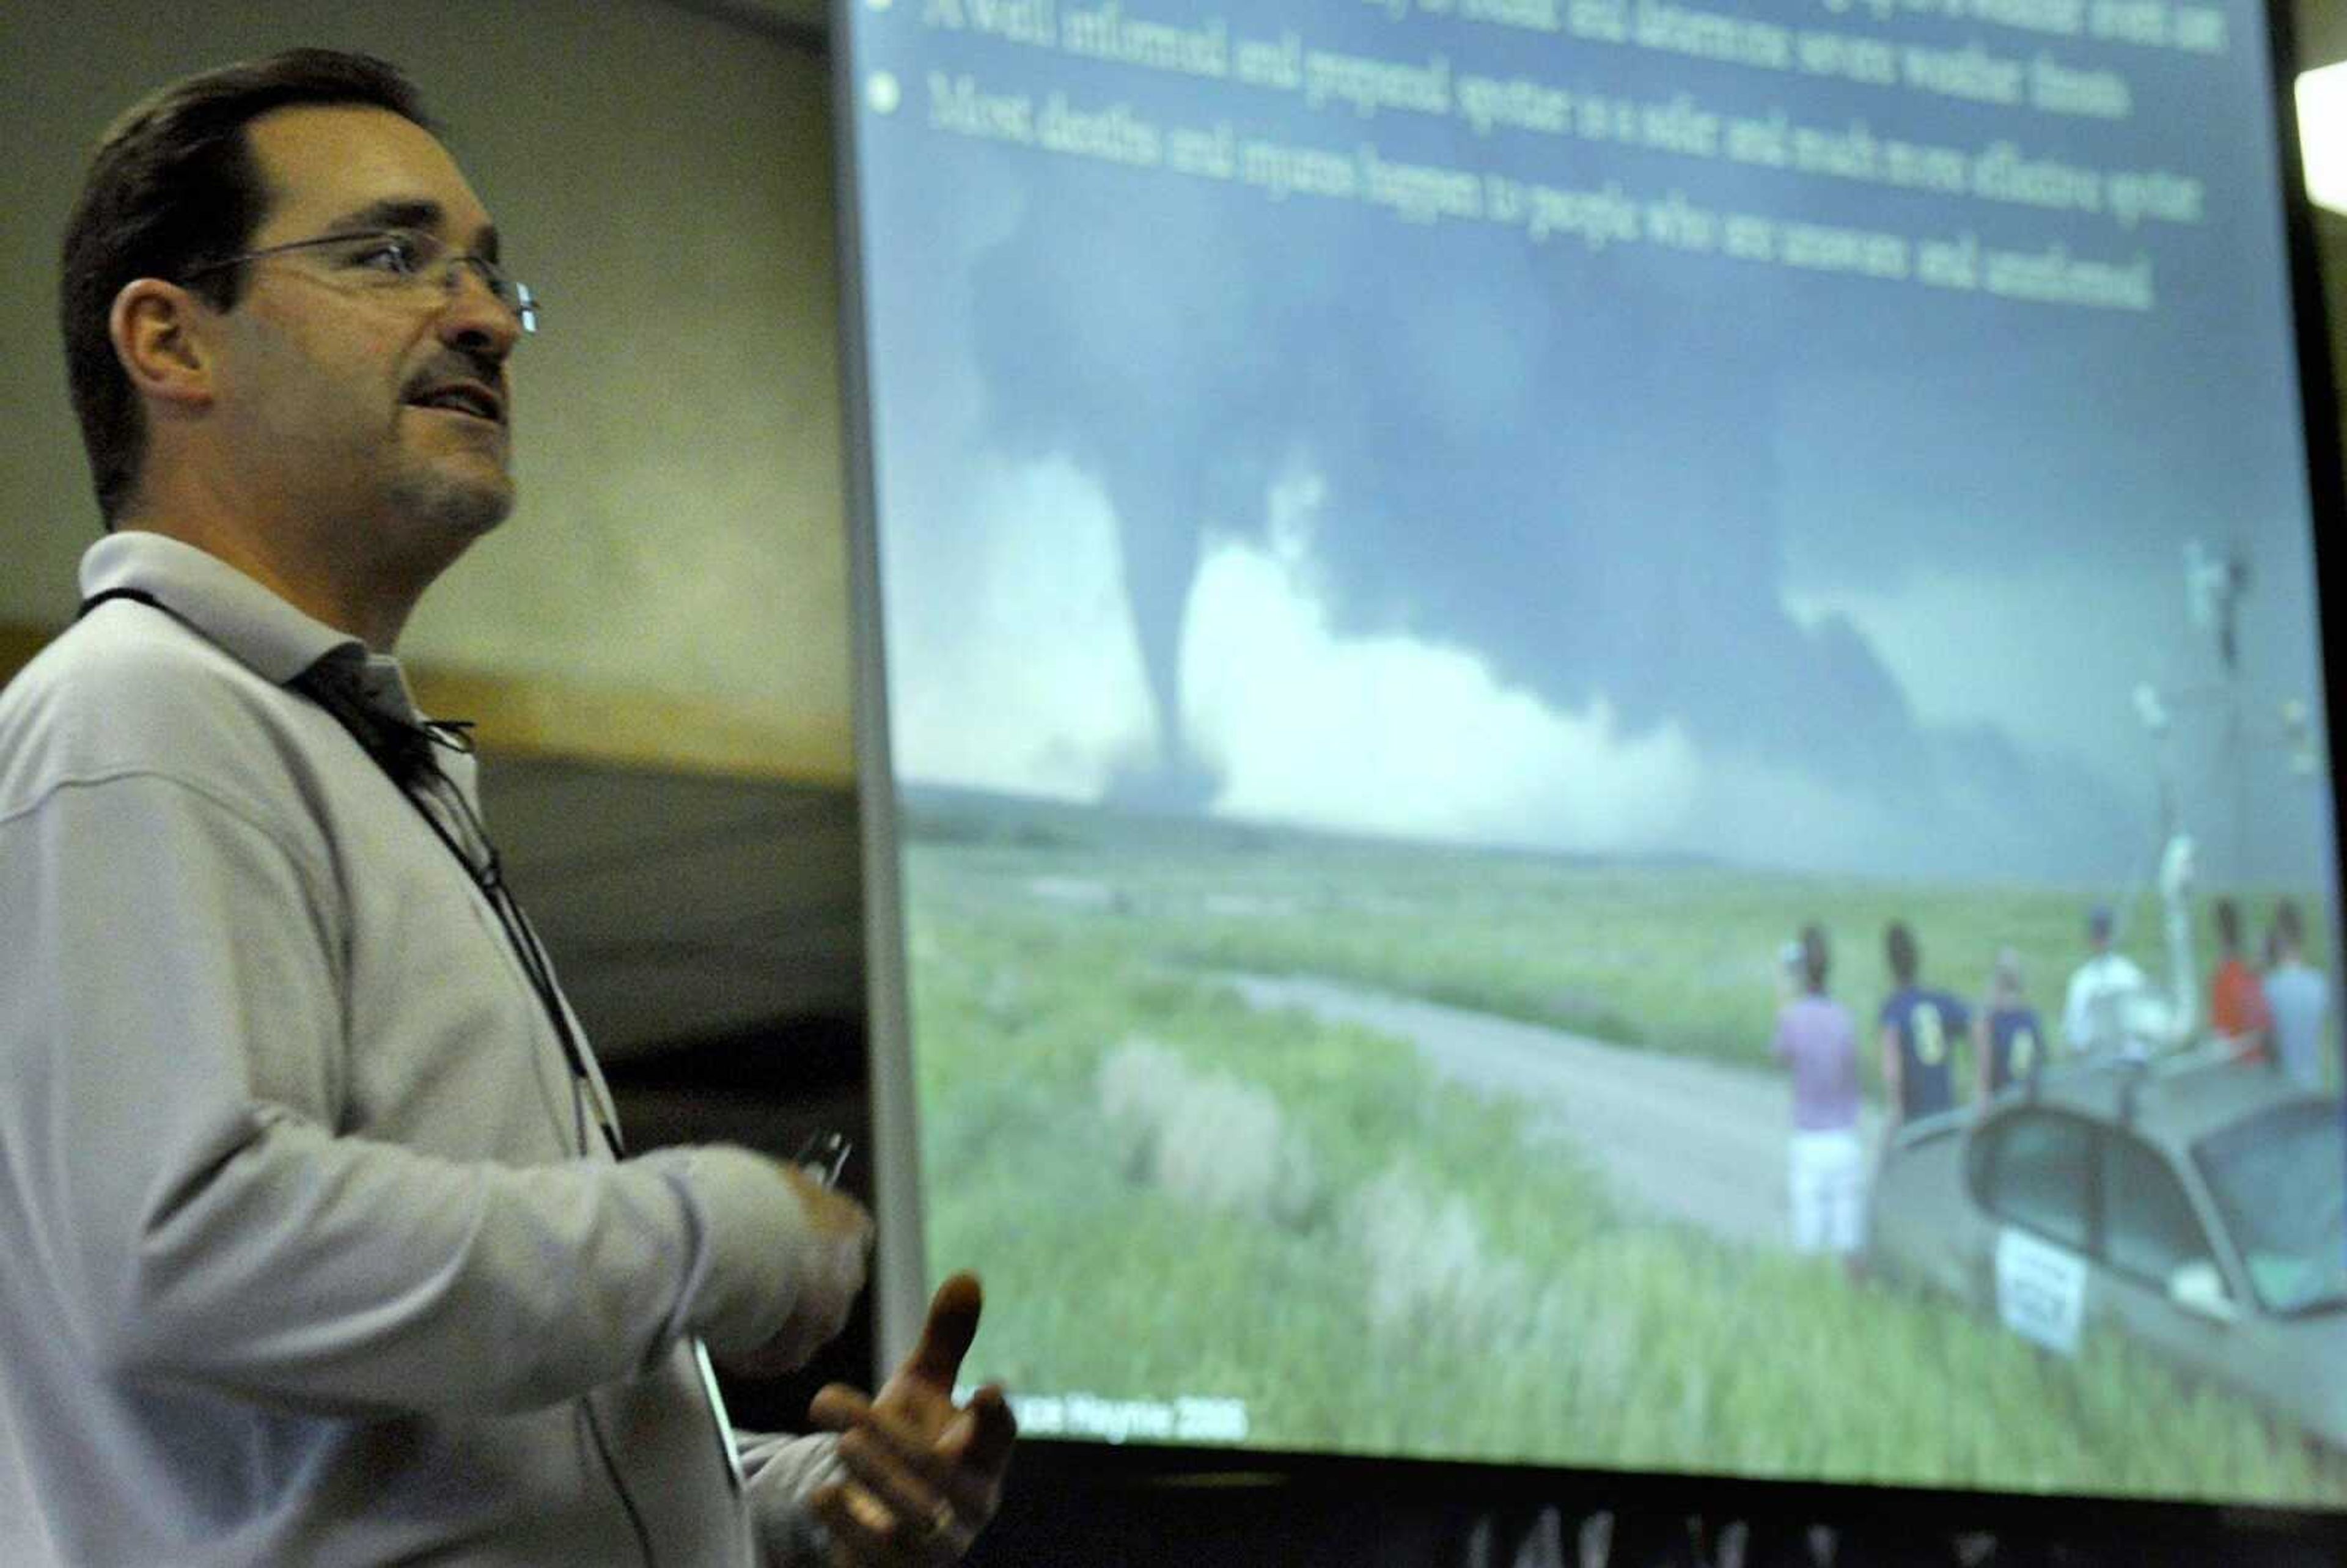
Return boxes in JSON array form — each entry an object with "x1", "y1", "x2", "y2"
[
  {"x1": 121, "y1": 515, "x2": 425, "y2": 651},
  {"x1": 118, "y1": 468, "x2": 435, "y2": 650}
]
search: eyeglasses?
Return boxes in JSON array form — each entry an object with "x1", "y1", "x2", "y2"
[{"x1": 180, "y1": 227, "x2": 540, "y2": 335}]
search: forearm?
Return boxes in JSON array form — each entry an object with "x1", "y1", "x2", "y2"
[
  {"x1": 1, "y1": 775, "x2": 820, "y2": 1416},
  {"x1": 30, "y1": 1098, "x2": 817, "y2": 1415}
]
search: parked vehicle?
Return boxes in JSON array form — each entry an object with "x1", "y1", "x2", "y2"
[{"x1": 1865, "y1": 1050, "x2": 2347, "y2": 1451}]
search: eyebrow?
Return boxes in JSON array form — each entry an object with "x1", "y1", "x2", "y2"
[{"x1": 320, "y1": 197, "x2": 501, "y2": 262}]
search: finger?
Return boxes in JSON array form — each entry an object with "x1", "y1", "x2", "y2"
[
  {"x1": 905, "y1": 1272, "x2": 985, "y2": 1389},
  {"x1": 837, "y1": 1425, "x2": 979, "y2": 1544},
  {"x1": 950, "y1": 1383, "x2": 1019, "y2": 1480},
  {"x1": 809, "y1": 1381, "x2": 874, "y2": 1433},
  {"x1": 814, "y1": 1481, "x2": 914, "y2": 1567},
  {"x1": 814, "y1": 1479, "x2": 966, "y2": 1568},
  {"x1": 835, "y1": 1401, "x2": 1003, "y2": 1520}
]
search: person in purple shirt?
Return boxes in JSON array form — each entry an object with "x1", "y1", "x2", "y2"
[
  {"x1": 1772, "y1": 925, "x2": 1865, "y2": 1263},
  {"x1": 1881, "y1": 921, "x2": 1971, "y2": 1127}
]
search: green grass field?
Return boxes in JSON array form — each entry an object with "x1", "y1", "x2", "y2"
[{"x1": 903, "y1": 795, "x2": 2345, "y2": 1506}]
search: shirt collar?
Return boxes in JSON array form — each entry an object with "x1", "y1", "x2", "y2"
[{"x1": 77, "y1": 530, "x2": 424, "y2": 724}]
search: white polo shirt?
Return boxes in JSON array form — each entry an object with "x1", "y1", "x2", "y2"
[{"x1": 0, "y1": 531, "x2": 840, "y2": 1566}]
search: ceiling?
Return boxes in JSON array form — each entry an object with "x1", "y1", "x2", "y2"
[
  {"x1": 2297, "y1": 0, "x2": 2347, "y2": 357},
  {"x1": 2303, "y1": 0, "x2": 2347, "y2": 71}
]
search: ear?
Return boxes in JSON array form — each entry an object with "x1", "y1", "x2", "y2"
[{"x1": 108, "y1": 278, "x2": 218, "y2": 412}]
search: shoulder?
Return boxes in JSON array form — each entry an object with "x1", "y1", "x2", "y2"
[{"x1": 0, "y1": 607, "x2": 318, "y2": 821}]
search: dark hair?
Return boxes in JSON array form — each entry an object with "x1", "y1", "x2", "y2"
[
  {"x1": 1885, "y1": 920, "x2": 1919, "y2": 985},
  {"x1": 2274, "y1": 898, "x2": 2305, "y2": 952},
  {"x1": 2214, "y1": 896, "x2": 2242, "y2": 953},
  {"x1": 1799, "y1": 923, "x2": 1831, "y2": 994},
  {"x1": 59, "y1": 49, "x2": 428, "y2": 524}
]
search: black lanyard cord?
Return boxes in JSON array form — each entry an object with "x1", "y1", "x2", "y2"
[
  {"x1": 286, "y1": 676, "x2": 656, "y2": 1567},
  {"x1": 78, "y1": 588, "x2": 623, "y2": 1160},
  {"x1": 284, "y1": 660, "x2": 625, "y2": 1161}
]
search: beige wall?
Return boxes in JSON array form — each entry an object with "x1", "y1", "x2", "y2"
[{"x1": 1, "y1": 1, "x2": 853, "y2": 781}]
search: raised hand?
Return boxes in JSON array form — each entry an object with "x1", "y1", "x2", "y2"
[{"x1": 807, "y1": 1272, "x2": 1018, "y2": 1565}]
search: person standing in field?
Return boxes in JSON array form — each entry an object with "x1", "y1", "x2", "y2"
[
  {"x1": 1880, "y1": 921, "x2": 1971, "y2": 1129},
  {"x1": 2063, "y1": 903, "x2": 2147, "y2": 1057},
  {"x1": 1771, "y1": 925, "x2": 1865, "y2": 1264},
  {"x1": 1976, "y1": 948, "x2": 2044, "y2": 1104},
  {"x1": 2264, "y1": 899, "x2": 2334, "y2": 1092},
  {"x1": 2208, "y1": 896, "x2": 2274, "y2": 1066}
]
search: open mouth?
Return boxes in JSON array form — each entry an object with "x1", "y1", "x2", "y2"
[{"x1": 405, "y1": 381, "x2": 504, "y2": 425}]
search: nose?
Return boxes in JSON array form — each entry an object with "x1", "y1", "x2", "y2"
[{"x1": 436, "y1": 260, "x2": 521, "y2": 361}]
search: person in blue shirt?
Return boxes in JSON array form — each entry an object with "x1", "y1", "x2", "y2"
[
  {"x1": 1880, "y1": 921, "x2": 1972, "y2": 1127},
  {"x1": 1975, "y1": 947, "x2": 2046, "y2": 1103}
]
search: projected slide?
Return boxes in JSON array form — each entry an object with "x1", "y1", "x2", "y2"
[{"x1": 842, "y1": 0, "x2": 2347, "y2": 1505}]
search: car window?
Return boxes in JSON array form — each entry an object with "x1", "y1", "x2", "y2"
[
  {"x1": 2101, "y1": 1131, "x2": 2216, "y2": 1288},
  {"x1": 1977, "y1": 1112, "x2": 2092, "y2": 1249},
  {"x1": 2194, "y1": 1099, "x2": 2347, "y2": 1316}
]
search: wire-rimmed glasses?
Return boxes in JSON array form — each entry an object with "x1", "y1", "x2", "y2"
[{"x1": 180, "y1": 226, "x2": 539, "y2": 334}]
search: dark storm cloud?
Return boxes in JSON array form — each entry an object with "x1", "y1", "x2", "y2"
[{"x1": 958, "y1": 151, "x2": 2146, "y2": 875}]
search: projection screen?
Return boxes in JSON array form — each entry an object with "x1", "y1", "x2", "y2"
[{"x1": 838, "y1": 0, "x2": 2347, "y2": 1512}]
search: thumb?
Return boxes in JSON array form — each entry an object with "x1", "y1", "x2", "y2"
[{"x1": 904, "y1": 1272, "x2": 985, "y2": 1388}]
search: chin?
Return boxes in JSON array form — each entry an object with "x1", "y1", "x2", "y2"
[{"x1": 394, "y1": 469, "x2": 516, "y2": 539}]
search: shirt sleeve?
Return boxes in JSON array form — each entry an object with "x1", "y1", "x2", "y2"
[
  {"x1": 0, "y1": 769, "x2": 830, "y2": 1417},
  {"x1": 739, "y1": 1431, "x2": 847, "y2": 1566}
]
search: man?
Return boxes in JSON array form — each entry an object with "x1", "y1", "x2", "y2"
[
  {"x1": 2062, "y1": 903, "x2": 2148, "y2": 1057},
  {"x1": 1879, "y1": 921, "x2": 1969, "y2": 1128},
  {"x1": 2208, "y1": 896, "x2": 2273, "y2": 1066},
  {"x1": 2265, "y1": 899, "x2": 2334, "y2": 1093},
  {"x1": 1, "y1": 49, "x2": 1011, "y2": 1566}
]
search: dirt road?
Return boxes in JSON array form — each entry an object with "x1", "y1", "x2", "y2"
[{"x1": 1225, "y1": 973, "x2": 1883, "y2": 1250}]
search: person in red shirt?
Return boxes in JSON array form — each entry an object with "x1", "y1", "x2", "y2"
[{"x1": 2209, "y1": 896, "x2": 2273, "y2": 1064}]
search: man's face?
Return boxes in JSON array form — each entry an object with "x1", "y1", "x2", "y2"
[{"x1": 205, "y1": 104, "x2": 521, "y2": 563}]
